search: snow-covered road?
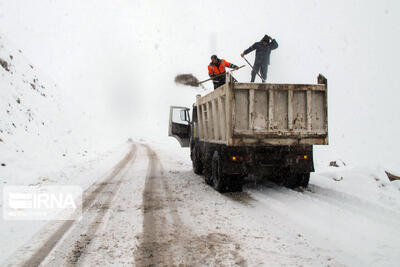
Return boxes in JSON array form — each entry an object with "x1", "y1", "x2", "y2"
[{"x1": 4, "y1": 141, "x2": 400, "y2": 266}]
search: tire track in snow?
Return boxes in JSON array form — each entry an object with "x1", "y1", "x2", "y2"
[
  {"x1": 135, "y1": 145, "x2": 174, "y2": 266},
  {"x1": 75, "y1": 145, "x2": 149, "y2": 265},
  {"x1": 13, "y1": 144, "x2": 137, "y2": 267},
  {"x1": 135, "y1": 145, "x2": 246, "y2": 266},
  {"x1": 64, "y1": 145, "x2": 138, "y2": 265}
]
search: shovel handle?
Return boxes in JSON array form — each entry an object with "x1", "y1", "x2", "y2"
[
  {"x1": 198, "y1": 65, "x2": 245, "y2": 85},
  {"x1": 242, "y1": 56, "x2": 265, "y2": 82}
]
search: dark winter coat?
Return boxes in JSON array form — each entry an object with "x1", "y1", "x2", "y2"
[{"x1": 243, "y1": 35, "x2": 278, "y2": 65}]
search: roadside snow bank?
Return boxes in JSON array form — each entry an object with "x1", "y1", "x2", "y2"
[{"x1": 313, "y1": 163, "x2": 400, "y2": 209}]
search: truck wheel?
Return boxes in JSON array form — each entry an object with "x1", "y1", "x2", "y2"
[
  {"x1": 203, "y1": 152, "x2": 213, "y2": 186},
  {"x1": 211, "y1": 151, "x2": 227, "y2": 193},
  {"x1": 192, "y1": 146, "x2": 203, "y2": 175},
  {"x1": 205, "y1": 172, "x2": 213, "y2": 185}
]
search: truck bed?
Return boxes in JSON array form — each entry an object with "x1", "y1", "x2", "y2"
[{"x1": 196, "y1": 73, "x2": 328, "y2": 146}]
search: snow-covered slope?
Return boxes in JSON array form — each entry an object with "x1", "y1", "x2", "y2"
[
  {"x1": 0, "y1": 34, "x2": 135, "y2": 263},
  {"x1": 0, "y1": 34, "x2": 122, "y2": 185},
  {"x1": 0, "y1": 34, "x2": 74, "y2": 181}
]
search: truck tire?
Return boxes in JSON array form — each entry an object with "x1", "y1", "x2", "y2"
[
  {"x1": 191, "y1": 146, "x2": 203, "y2": 175},
  {"x1": 203, "y1": 152, "x2": 213, "y2": 186},
  {"x1": 210, "y1": 151, "x2": 243, "y2": 192},
  {"x1": 211, "y1": 151, "x2": 227, "y2": 192}
]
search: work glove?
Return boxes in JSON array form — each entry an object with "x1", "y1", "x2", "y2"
[
  {"x1": 241, "y1": 52, "x2": 245, "y2": 57},
  {"x1": 209, "y1": 73, "x2": 216, "y2": 78}
]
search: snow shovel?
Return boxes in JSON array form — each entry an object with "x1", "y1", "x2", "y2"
[{"x1": 242, "y1": 56, "x2": 265, "y2": 82}]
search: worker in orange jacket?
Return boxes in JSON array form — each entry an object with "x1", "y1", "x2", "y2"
[{"x1": 208, "y1": 55, "x2": 239, "y2": 89}]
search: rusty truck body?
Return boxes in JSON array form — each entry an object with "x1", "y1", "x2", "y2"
[{"x1": 169, "y1": 73, "x2": 328, "y2": 192}]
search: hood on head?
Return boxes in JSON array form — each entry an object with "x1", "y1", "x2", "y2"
[{"x1": 261, "y1": 34, "x2": 270, "y2": 42}]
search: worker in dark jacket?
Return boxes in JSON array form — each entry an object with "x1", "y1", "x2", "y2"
[
  {"x1": 241, "y1": 34, "x2": 278, "y2": 83},
  {"x1": 208, "y1": 55, "x2": 239, "y2": 89}
]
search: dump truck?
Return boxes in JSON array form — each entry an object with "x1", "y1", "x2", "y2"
[{"x1": 169, "y1": 73, "x2": 328, "y2": 192}]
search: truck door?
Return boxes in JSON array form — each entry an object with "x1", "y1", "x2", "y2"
[{"x1": 169, "y1": 106, "x2": 190, "y2": 147}]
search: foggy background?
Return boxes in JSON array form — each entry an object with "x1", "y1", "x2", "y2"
[{"x1": 0, "y1": 0, "x2": 399, "y2": 169}]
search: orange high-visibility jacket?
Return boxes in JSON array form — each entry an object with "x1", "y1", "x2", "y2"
[{"x1": 208, "y1": 59, "x2": 232, "y2": 76}]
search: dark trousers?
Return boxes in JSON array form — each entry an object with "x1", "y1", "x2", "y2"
[
  {"x1": 212, "y1": 75, "x2": 226, "y2": 90},
  {"x1": 251, "y1": 62, "x2": 268, "y2": 83}
]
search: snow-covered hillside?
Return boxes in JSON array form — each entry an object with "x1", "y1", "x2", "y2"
[
  {"x1": 0, "y1": 34, "x2": 73, "y2": 180},
  {"x1": 0, "y1": 34, "x2": 132, "y2": 262},
  {"x1": 0, "y1": 34, "x2": 123, "y2": 184}
]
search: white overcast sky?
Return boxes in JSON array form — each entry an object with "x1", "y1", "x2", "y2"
[{"x1": 0, "y1": 0, "x2": 399, "y2": 168}]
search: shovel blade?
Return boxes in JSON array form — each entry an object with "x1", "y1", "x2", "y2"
[{"x1": 174, "y1": 74, "x2": 200, "y2": 87}]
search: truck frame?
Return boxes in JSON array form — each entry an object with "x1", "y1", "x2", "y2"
[{"x1": 169, "y1": 73, "x2": 328, "y2": 192}]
